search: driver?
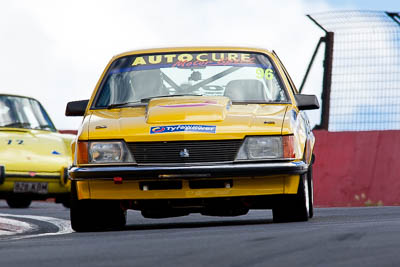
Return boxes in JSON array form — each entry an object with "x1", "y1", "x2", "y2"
[{"x1": 130, "y1": 69, "x2": 166, "y2": 100}]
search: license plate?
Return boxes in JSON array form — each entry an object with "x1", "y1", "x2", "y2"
[{"x1": 13, "y1": 182, "x2": 48, "y2": 194}]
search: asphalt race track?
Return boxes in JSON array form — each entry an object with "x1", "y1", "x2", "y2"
[{"x1": 1, "y1": 201, "x2": 400, "y2": 267}]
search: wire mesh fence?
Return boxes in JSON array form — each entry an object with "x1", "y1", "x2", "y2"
[{"x1": 309, "y1": 11, "x2": 400, "y2": 131}]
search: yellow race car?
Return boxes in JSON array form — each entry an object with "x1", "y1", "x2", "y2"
[
  {"x1": 0, "y1": 94, "x2": 73, "y2": 208},
  {"x1": 66, "y1": 47, "x2": 319, "y2": 231}
]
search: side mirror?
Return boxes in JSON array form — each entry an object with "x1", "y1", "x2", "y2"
[
  {"x1": 65, "y1": 100, "x2": 89, "y2": 116},
  {"x1": 295, "y1": 94, "x2": 320, "y2": 110}
]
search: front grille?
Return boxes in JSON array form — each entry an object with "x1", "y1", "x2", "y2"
[{"x1": 127, "y1": 140, "x2": 243, "y2": 164}]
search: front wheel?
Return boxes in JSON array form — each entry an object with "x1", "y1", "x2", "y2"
[
  {"x1": 6, "y1": 197, "x2": 32, "y2": 208},
  {"x1": 272, "y1": 174, "x2": 310, "y2": 223},
  {"x1": 61, "y1": 200, "x2": 70, "y2": 209},
  {"x1": 307, "y1": 165, "x2": 314, "y2": 218},
  {"x1": 70, "y1": 181, "x2": 126, "y2": 232}
]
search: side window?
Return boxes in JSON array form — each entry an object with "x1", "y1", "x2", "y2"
[{"x1": 96, "y1": 82, "x2": 111, "y2": 107}]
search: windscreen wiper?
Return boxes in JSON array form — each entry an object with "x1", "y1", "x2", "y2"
[
  {"x1": 106, "y1": 101, "x2": 143, "y2": 109},
  {"x1": 140, "y1": 94, "x2": 202, "y2": 103},
  {"x1": 2, "y1": 122, "x2": 31, "y2": 128},
  {"x1": 37, "y1": 125, "x2": 54, "y2": 130},
  {"x1": 107, "y1": 94, "x2": 203, "y2": 109}
]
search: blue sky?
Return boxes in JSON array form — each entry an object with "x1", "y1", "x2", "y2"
[{"x1": 319, "y1": 0, "x2": 399, "y2": 11}]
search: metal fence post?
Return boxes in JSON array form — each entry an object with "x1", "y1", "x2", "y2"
[{"x1": 319, "y1": 32, "x2": 334, "y2": 130}]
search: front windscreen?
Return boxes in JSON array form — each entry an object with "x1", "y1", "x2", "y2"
[
  {"x1": 94, "y1": 52, "x2": 288, "y2": 108},
  {"x1": 0, "y1": 95, "x2": 56, "y2": 131}
]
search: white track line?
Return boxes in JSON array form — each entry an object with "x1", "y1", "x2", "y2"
[
  {"x1": 0, "y1": 213, "x2": 73, "y2": 240},
  {"x1": 0, "y1": 217, "x2": 34, "y2": 236}
]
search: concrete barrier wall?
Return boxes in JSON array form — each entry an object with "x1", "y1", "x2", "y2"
[{"x1": 313, "y1": 130, "x2": 400, "y2": 207}]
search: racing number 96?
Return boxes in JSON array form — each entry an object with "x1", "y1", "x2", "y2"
[{"x1": 256, "y1": 68, "x2": 274, "y2": 80}]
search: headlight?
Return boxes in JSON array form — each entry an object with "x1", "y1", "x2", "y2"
[
  {"x1": 88, "y1": 141, "x2": 134, "y2": 163},
  {"x1": 235, "y1": 136, "x2": 295, "y2": 160}
]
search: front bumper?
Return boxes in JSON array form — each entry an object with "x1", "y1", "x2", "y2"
[
  {"x1": 71, "y1": 161, "x2": 307, "y2": 200},
  {"x1": 69, "y1": 161, "x2": 308, "y2": 180}
]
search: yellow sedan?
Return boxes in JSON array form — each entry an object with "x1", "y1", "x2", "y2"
[{"x1": 66, "y1": 47, "x2": 319, "y2": 231}]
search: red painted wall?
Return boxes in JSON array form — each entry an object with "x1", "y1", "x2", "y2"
[{"x1": 313, "y1": 130, "x2": 400, "y2": 207}]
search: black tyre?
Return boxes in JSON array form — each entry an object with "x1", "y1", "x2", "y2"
[
  {"x1": 61, "y1": 199, "x2": 70, "y2": 209},
  {"x1": 307, "y1": 165, "x2": 314, "y2": 218},
  {"x1": 272, "y1": 175, "x2": 309, "y2": 223},
  {"x1": 6, "y1": 197, "x2": 32, "y2": 208},
  {"x1": 70, "y1": 181, "x2": 126, "y2": 232},
  {"x1": 56, "y1": 195, "x2": 71, "y2": 209}
]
